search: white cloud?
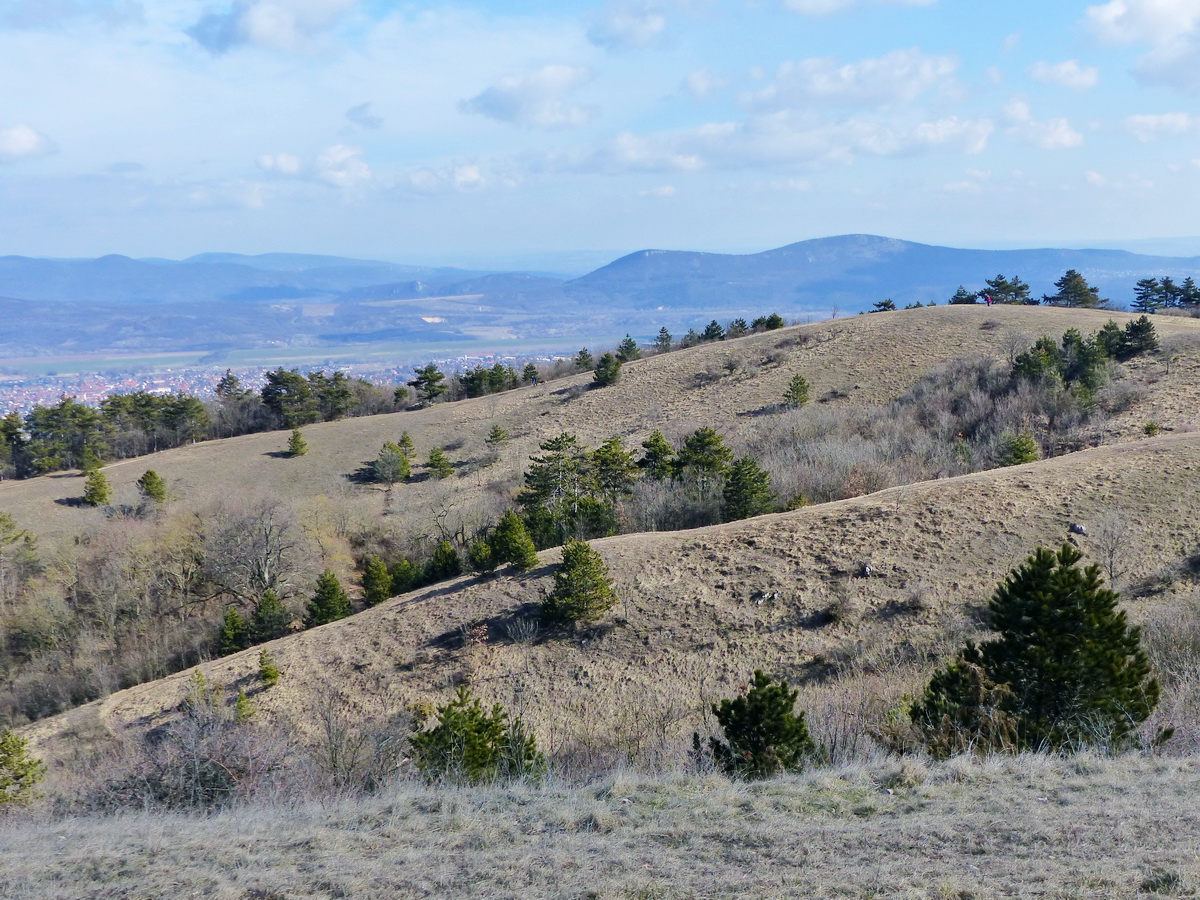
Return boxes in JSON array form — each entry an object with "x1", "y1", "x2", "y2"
[
  {"x1": 254, "y1": 146, "x2": 369, "y2": 189},
  {"x1": 783, "y1": 0, "x2": 936, "y2": 14},
  {"x1": 1086, "y1": 0, "x2": 1200, "y2": 89},
  {"x1": 187, "y1": 0, "x2": 359, "y2": 54},
  {"x1": 587, "y1": 1, "x2": 668, "y2": 49},
  {"x1": 1125, "y1": 111, "x2": 1194, "y2": 140},
  {"x1": 684, "y1": 67, "x2": 726, "y2": 101},
  {"x1": 551, "y1": 110, "x2": 992, "y2": 175},
  {"x1": 315, "y1": 144, "x2": 370, "y2": 188},
  {"x1": 1027, "y1": 59, "x2": 1100, "y2": 90},
  {"x1": 744, "y1": 49, "x2": 958, "y2": 109},
  {"x1": 639, "y1": 184, "x2": 677, "y2": 196},
  {"x1": 1086, "y1": 170, "x2": 1109, "y2": 186},
  {"x1": 460, "y1": 65, "x2": 596, "y2": 130},
  {"x1": 0, "y1": 125, "x2": 56, "y2": 163},
  {"x1": 1005, "y1": 100, "x2": 1084, "y2": 149}
]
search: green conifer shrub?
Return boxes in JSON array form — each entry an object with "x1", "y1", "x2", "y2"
[
  {"x1": 136, "y1": 469, "x2": 168, "y2": 504},
  {"x1": 234, "y1": 689, "x2": 255, "y2": 723},
  {"x1": 999, "y1": 433, "x2": 1040, "y2": 466},
  {"x1": 467, "y1": 538, "x2": 496, "y2": 574},
  {"x1": 0, "y1": 727, "x2": 47, "y2": 805},
  {"x1": 541, "y1": 538, "x2": 618, "y2": 625},
  {"x1": 258, "y1": 648, "x2": 281, "y2": 687},
  {"x1": 425, "y1": 540, "x2": 462, "y2": 582},
  {"x1": 638, "y1": 430, "x2": 676, "y2": 480},
  {"x1": 428, "y1": 447, "x2": 454, "y2": 479},
  {"x1": 910, "y1": 543, "x2": 1160, "y2": 753},
  {"x1": 490, "y1": 510, "x2": 539, "y2": 571},
  {"x1": 249, "y1": 590, "x2": 290, "y2": 643},
  {"x1": 218, "y1": 606, "x2": 247, "y2": 656},
  {"x1": 783, "y1": 373, "x2": 810, "y2": 408},
  {"x1": 286, "y1": 428, "x2": 308, "y2": 457},
  {"x1": 410, "y1": 686, "x2": 544, "y2": 783},
  {"x1": 698, "y1": 670, "x2": 816, "y2": 780},
  {"x1": 593, "y1": 352, "x2": 622, "y2": 387},
  {"x1": 723, "y1": 456, "x2": 775, "y2": 521},
  {"x1": 82, "y1": 468, "x2": 111, "y2": 507},
  {"x1": 304, "y1": 570, "x2": 353, "y2": 628},
  {"x1": 616, "y1": 334, "x2": 641, "y2": 362},
  {"x1": 361, "y1": 555, "x2": 393, "y2": 606}
]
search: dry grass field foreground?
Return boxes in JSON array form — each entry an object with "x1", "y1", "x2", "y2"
[
  {"x1": 3, "y1": 305, "x2": 1200, "y2": 551},
  {"x1": 5, "y1": 753, "x2": 1200, "y2": 899}
]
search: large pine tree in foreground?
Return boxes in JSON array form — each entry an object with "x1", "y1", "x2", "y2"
[{"x1": 912, "y1": 543, "x2": 1159, "y2": 752}]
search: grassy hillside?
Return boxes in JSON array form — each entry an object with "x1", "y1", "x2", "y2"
[
  {"x1": 4, "y1": 305, "x2": 1199, "y2": 549},
  {"x1": 13, "y1": 305, "x2": 1200, "y2": 766},
  {"x1": 8, "y1": 303, "x2": 1200, "y2": 898}
]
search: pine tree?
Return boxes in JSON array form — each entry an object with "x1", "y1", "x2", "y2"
[
  {"x1": 304, "y1": 569, "x2": 352, "y2": 628},
  {"x1": 373, "y1": 441, "x2": 410, "y2": 486},
  {"x1": 425, "y1": 540, "x2": 462, "y2": 582},
  {"x1": 723, "y1": 456, "x2": 775, "y2": 521},
  {"x1": 0, "y1": 727, "x2": 47, "y2": 805},
  {"x1": 361, "y1": 555, "x2": 393, "y2": 606},
  {"x1": 427, "y1": 447, "x2": 454, "y2": 479},
  {"x1": 287, "y1": 428, "x2": 308, "y2": 457},
  {"x1": 410, "y1": 686, "x2": 544, "y2": 783},
  {"x1": 249, "y1": 589, "x2": 291, "y2": 643},
  {"x1": 234, "y1": 689, "x2": 255, "y2": 723},
  {"x1": 397, "y1": 431, "x2": 416, "y2": 459},
  {"x1": 983, "y1": 273, "x2": 1032, "y2": 305},
  {"x1": 677, "y1": 426, "x2": 732, "y2": 493},
  {"x1": 258, "y1": 648, "x2": 281, "y2": 687},
  {"x1": 1046, "y1": 269, "x2": 1106, "y2": 308},
  {"x1": 521, "y1": 362, "x2": 539, "y2": 383},
  {"x1": 467, "y1": 537, "x2": 496, "y2": 574},
  {"x1": 218, "y1": 606, "x2": 247, "y2": 656},
  {"x1": 592, "y1": 437, "x2": 639, "y2": 505},
  {"x1": 574, "y1": 348, "x2": 593, "y2": 371},
  {"x1": 136, "y1": 469, "x2": 168, "y2": 504},
  {"x1": 783, "y1": 373, "x2": 810, "y2": 408},
  {"x1": 699, "y1": 670, "x2": 816, "y2": 780},
  {"x1": 948, "y1": 285, "x2": 979, "y2": 304},
  {"x1": 616, "y1": 334, "x2": 641, "y2": 362},
  {"x1": 541, "y1": 538, "x2": 618, "y2": 625},
  {"x1": 1096, "y1": 320, "x2": 1127, "y2": 359},
  {"x1": 871, "y1": 298, "x2": 897, "y2": 312},
  {"x1": 592, "y1": 352, "x2": 622, "y2": 387},
  {"x1": 491, "y1": 510, "x2": 540, "y2": 571},
  {"x1": 1132, "y1": 277, "x2": 1161, "y2": 314},
  {"x1": 1123, "y1": 315, "x2": 1159, "y2": 356},
  {"x1": 911, "y1": 543, "x2": 1159, "y2": 752},
  {"x1": 484, "y1": 424, "x2": 510, "y2": 447},
  {"x1": 655, "y1": 327, "x2": 673, "y2": 353},
  {"x1": 638, "y1": 430, "x2": 676, "y2": 480},
  {"x1": 408, "y1": 363, "x2": 447, "y2": 406},
  {"x1": 82, "y1": 468, "x2": 111, "y2": 507},
  {"x1": 701, "y1": 320, "x2": 725, "y2": 341},
  {"x1": 999, "y1": 433, "x2": 1040, "y2": 466}
]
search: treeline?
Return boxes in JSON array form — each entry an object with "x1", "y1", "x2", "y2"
[
  {"x1": 0, "y1": 314, "x2": 788, "y2": 481},
  {"x1": 943, "y1": 268, "x2": 1200, "y2": 311}
]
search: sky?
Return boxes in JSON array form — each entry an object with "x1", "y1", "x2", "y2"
[{"x1": 1, "y1": 0, "x2": 1200, "y2": 269}]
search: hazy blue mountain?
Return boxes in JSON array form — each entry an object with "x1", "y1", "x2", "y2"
[
  {"x1": 5, "y1": 235, "x2": 1200, "y2": 365},
  {"x1": 566, "y1": 235, "x2": 1200, "y2": 311}
]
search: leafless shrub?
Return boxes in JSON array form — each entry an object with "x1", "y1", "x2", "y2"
[
  {"x1": 503, "y1": 616, "x2": 539, "y2": 645},
  {"x1": 1090, "y1": 509, "x2": 1132, "y2": 588}
]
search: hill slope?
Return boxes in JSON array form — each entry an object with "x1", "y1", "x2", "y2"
[{"x1": 17, "y1": 306, "x2": 1200, "y2": 766}]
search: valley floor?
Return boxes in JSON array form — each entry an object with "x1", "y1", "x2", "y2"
[{"x1": 5, "y1": 752, "x2": 1199, "y2": 899}]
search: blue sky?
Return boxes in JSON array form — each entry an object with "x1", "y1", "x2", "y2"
[{"x1": 1, "y1": 0, "x2": 1199, "y2": 268}]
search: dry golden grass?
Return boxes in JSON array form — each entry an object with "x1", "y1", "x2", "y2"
[
  {"x1": 6, "y1": 753, "x2": 1200, "y2": 899},
  {"x1": 9, "y1": 305, "x2": 1200, "y2": 897},
  {"x1": 4, "y1": 305, "x2": 1199, "y2": 549}
]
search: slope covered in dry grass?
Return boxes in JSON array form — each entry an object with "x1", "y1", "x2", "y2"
[{"x1": 6, "y1": 754, "x2": 1200, "y2": 899}]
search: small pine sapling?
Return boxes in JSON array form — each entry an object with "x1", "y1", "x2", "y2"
[
  {"x1": 698, "y1": 670, "x2": 817, "y2": 780},
  {"x1": 259, "y1": 648, "x2": 281, "y2": 687},
  {"x1": 287, "y1": 428, "x2": 308, "y2": 457},
  {"x1": 0, "y1": 727, "x2": 47, "y2": 805},
  {"x1": 783, "y1": 373, "x2": 810, "y2": 408}
]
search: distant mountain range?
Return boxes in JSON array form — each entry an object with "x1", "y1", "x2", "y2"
[{"x1": 3, "y1": 236, "x2": 1199, "y2": 366}]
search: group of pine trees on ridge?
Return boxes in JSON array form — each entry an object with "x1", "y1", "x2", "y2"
[{"x1": 0, "y1": 312, "x2": 787, "y2": 482}]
